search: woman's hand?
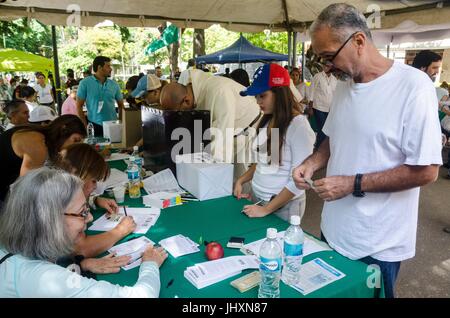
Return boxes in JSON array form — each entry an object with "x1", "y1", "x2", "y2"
[
  {"x1": 114, "y1": 216, "x2": 137, "y2": 237},
  {"x1": 80, "y1": 254, "x2": 131, "y2": 274},
  {"x1": 241, "y1": 204, "x2": 270, "y2": 218},
  {"x1": 233, "y1": 180, "x2": 250, "y2": 200},
  {"x1": 95, "y1": 197, "x2": 119, "y2": 215},
  {"x1": 142, "y1": 245, "x2": 168, "y2": 268}
]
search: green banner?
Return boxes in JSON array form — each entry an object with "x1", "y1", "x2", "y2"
[{"x1": 145, "y1": 25, "x2": 179, "y2": 55}]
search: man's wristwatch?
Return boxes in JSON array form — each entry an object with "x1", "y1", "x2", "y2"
[{"x1": 353, "y1": 174, "x2": 365, "y2": 197}]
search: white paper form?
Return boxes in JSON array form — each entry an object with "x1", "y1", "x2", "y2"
[
  {"x1": 158, "y1": 234, "x2": 200, "y2": 258},
  {"x1": 184, "y1": 255, "x2": 259, "y2": 289},
  {"x1": 143, "y1": 168, "x2": 183, "y2": 194},
  {"x1": 102, "y1": 168, "x2": 128, "y2": 189},
  {"x1": 88, "y1": 207, "x2": 161, "y2": 234},
  {"x1": 108, "y1": 236, "x2": 155, "y2": 271},
  {"x1": 291, "y1": 258, "x2": 346, "y2": 295},
  {"x1": 241, "y1": 231, "x2": 332, "y2": 258}
]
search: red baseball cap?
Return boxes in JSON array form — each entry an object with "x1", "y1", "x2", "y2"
[{"x1": 240, "y1": 63, "x2": 290, "y2": 96}]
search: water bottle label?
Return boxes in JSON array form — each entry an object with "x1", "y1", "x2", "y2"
[
  {"x1": 127, "y1": 169, "x2": 139, "y2": 180},
  {"x1": 284, "y1": 242, "x2": 303, "y2": 257},
  {"x1": 134, "y1": 157, "x2": 143, "y2": 167},
  {"x1": 260, "y1": 257, "x2": 282, "y2": 272}
]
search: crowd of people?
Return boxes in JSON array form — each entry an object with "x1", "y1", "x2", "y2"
[{"x1": 0, "y1": 3, "x2": 448, "y2": 298}]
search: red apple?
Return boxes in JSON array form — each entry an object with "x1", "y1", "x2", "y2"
[{"x1": 205, "y1": 242, "x2": 224, "y2": 260}]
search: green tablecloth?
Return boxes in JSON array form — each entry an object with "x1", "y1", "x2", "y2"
[{"x1": 90, "y1": 160, "x2": 384, "y2": 298}]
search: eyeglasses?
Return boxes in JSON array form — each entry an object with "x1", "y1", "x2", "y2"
[
  {"x1": 318, "y1": 31, "x2": 359, "y2": 66},
  {"x1": 64, "y1": 205, "x2": 90, "y2": 219}
]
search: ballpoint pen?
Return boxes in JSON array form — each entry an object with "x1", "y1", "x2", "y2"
[{"x1": 123, "y1": 206, "x2": 128, "y2": 216}]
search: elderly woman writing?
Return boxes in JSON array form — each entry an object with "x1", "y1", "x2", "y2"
[{"x1": 0, "y1": 167, "x2": 167, "y2": 297}]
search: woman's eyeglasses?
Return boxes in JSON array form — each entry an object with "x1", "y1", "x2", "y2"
[{"x1": 64, "y1": 205, "x2": 90, "y2": 219}]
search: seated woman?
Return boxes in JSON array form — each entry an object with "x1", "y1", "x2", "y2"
[
  {"x1": 0, "y1": 167, "x2": 168, "y2": 297},
  {"x1": 0, "y1": 114, "x2": 86, "y2": 203},
  {"x1": 56, "y1": 143, "x2": 136, "y2": 258},
  {"x1": 235, "y1": 63, "x2": 315, "y2": 222}
]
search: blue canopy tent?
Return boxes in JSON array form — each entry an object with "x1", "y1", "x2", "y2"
[{"x1": 195, "y1": 35, "x2": 288, "y2": 64}]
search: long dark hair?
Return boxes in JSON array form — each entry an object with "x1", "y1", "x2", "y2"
[
  {"x1": 16, "y1": 114, "x2": 86, "y2": 161},
  {"x1": 256, "y1": 86, "x2": 303, "y2": 164}
]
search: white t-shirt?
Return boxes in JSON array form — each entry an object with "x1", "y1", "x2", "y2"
[
  {"x1": 321, "y1": 61, "x2": 443, "y2": 262},
  {"x1": 252, "y1": 115, "x2": 315, "y2": 201},
  {"x1": 311, "y1": 72, "x2": 337, "y2": 113},
  {"x1": 34, "y1": 83, "x2": 54, "y2": 104},
  {"x1": 25, "y1": 100, "x2": 37, "y2": 112}
]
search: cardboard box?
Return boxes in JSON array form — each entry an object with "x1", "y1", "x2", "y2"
[{"x1": 176, "y1": 153, "x2": 233, "y2": 201}]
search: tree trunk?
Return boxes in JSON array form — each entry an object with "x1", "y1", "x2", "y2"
[
  {"x1": 170, "y1": 38, "x2": 179, "y2": 80},
  {"x1": 193, "y1": 29, "x2": 205, "y2": 57}
]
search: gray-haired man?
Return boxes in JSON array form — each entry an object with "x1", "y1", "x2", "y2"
[{"x1": 293, "y1": 3, "x2": 442, "y2": 298}]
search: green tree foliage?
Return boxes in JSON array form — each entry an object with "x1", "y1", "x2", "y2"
[
  {"x1": 0, "y1": 19, "x2": 52, "y2": 56},
  {"x1": 59, "y1": 27, "x2": 122, "y2": 74}
]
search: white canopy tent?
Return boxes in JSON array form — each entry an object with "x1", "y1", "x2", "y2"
[
  {"x1": 2, "y1": 0, "x2": 449, "y2": 105},
  {"x1": 372, "y1": 20, "x2": 450, "y2": 46},
  {"x1": 0, "y1": 0, "x2": 448, "y2": 32}
]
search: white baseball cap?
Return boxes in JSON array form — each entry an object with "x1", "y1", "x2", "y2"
[
  {"x1": 131, "y1": 74, "x2": 162, "y2": 98},
  {"x1": 29, "y1": 106, "x2": 57, "y2": 123}
]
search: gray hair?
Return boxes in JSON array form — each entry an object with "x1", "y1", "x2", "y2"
[
  {"x1": 0, "y1": 167, "x2": 83, "y2": 262},
  {"x1": 310, "y1": 3, "x2": 372, "y2": 42},
  {"x1": 4, "y1": 100, "x2": 26, "y2": 119}
]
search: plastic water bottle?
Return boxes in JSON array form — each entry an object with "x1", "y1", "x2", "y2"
[
  {"x1": 258, "y1": 228, "x2": 282, "y2": 298},
  {"x1": 86, "y1": 122, "x2": 95, "y2": 145},
  {"x1": 281, "y1": 215, "x2": 304, "y2": 285},
  {"x1": 131, "y1": 146, "x2": 144, "y2": 177},
  {"x1": 127, "y1": 156, "x2": 141, "y2": 199}
]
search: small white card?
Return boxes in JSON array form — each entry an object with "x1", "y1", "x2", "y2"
[
  {"x1": 291, "y1": 258, "x2": 346, "y2": 295},
  {"x1": 88, "y1": 207, "x2": 161, "y2": 234},
  {"x1": 158, "y1": 234, "x2": 200, "y2": 258},
  {"x1": 108, "y1": 236, "x2": 155, "y2": 271}
]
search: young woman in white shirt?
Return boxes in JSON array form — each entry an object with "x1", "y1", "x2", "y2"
[{"x1": 234, "y1": 63, "x2": 315, "y2": 222}]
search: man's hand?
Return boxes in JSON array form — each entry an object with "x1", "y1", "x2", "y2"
[
  {"x1": 80, "y1": 254, "x2": 131, "y2": 274},
  {"x1": 293, "y1": 162, "x2": 315, "y2": 190},
  {"x1": 242, "y1": 205, "x2": 270, "y2": 218},
  {"x1": 313, "y1": 175, "x2": 355, "y2": 201}
]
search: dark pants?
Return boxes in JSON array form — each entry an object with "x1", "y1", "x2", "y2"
[
  {"x1": 313, "y1": 109, "x2": 328, "y2": 149},
  {"x1": 321, "y1": 233, "x2": 401, "y2": 298},
  {"x1": 89, "y1": 121, "x2": 103, "y2": 137}
]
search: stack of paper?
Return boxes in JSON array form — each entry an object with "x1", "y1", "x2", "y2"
[
  {"x1": 102, "y1": 168, "x2": 128, "y2": 189},
  {"x1": 158, "y1": 234, "x2": 200, "y2": 258},
  {"x1": 143, "y1": 191, "x2": 182, "y2": 209},
  {"x1": 108, "y1": 236, "x2": 155, "y2": 271},
  {"x1": 105, "y1": 153, "x2": 131, "y2": 162},
  {"x1": 291, "y1": 258, "x2": 346, "y2": 295},
  {"x1": 184, "y1": 256, "x2": 259, "y2": 289},
  {"x1": 142, "y1": 168, "x2": 183, "y2": 194},
  {"x1": 89, "y1": 207, "x2": 161, "y2": 234},
  {"x1": 241, "y1": 231, "x2": 332, "y2": 258}
]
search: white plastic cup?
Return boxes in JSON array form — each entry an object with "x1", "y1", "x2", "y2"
[{"x1": 113, "y1": 186, "x2": 126, "y2": 203}]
